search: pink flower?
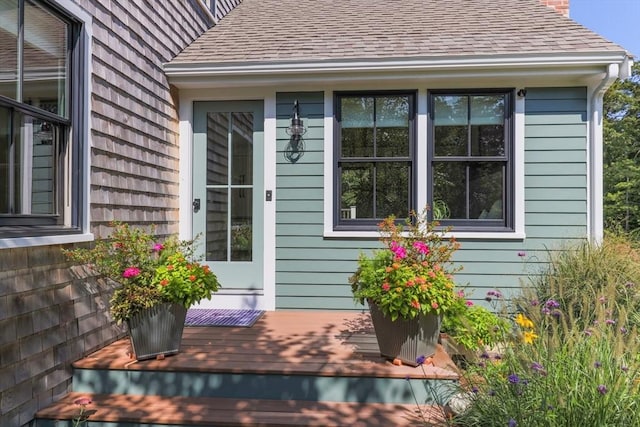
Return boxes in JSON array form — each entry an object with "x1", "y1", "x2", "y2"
[
  {"x1": 413, "y1": 241, "x2": 430, "y2": 255},
  {"x1": 390, "y1": 241, "x2": 407, "y2": 259},
  {"x1": 122, "y1": 267, "x2": 141, "y2": 278},
  {"x1": 431, "y1": 301, "x2": 439, "y2": 310},
  {"x1": 382, "y1": 283, "x2": 391, "y2": 291},
  {"x1": 74, "y1": 397, "x2": 92, "y2": 406},
  {"x1": 152, "y1": 243, "x2": 164, "y2": 252},
  {"x1": 465, "y1": 300, "x2": 474, "y2": 306}
]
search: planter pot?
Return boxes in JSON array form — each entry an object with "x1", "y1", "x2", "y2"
[
  {"x1": 126, "y1": 302, "x2": 187, "y2": 360},
  {"x1": 368, "y1": 301, "x2": 441, "y2": 367}
]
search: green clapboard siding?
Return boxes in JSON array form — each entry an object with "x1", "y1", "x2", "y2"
[{"x1": 274, "y1": 87, "x2": 589, "y2": 310}]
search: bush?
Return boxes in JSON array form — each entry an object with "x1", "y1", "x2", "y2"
[{"x1": 451, "y1": 235, "x2": 640, "y2": 426}]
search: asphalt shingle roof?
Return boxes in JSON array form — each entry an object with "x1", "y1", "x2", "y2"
[{"x1": 170, "y1": 0, "x2": 628, "y2": 66}]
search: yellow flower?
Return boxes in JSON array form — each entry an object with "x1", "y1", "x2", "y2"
[
  {"x1": 515, "y1": 313, "x2": 534, "y2": 329},
  {"x1": 523, "y1": 330, "x2": 538, "y2": 344}
]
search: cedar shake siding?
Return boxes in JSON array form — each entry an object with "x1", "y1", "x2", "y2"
[{"x1": 0, "y1": 2, "x2": 211, "y2": 426}]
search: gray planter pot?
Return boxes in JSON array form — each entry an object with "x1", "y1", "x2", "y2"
[
  {"x1": 368, "y1": 301, "x2": 441, "y2": 367},
  {"x1": 126, "y1": 302, "x2": 187, "y2": 360}
]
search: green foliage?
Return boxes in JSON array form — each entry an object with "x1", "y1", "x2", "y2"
[
  {"x1": 523, "y1": 234, "x2": 640, "y2": 331},
  {"x1": 451, "y1": 237, "x2": 640, "y2": 426},
  {"x1": 63, "y1": 222, "x2": 220, "y2": 323},
  {"x1": 604, "y1": 62, "x2": 640, "y2": 232},
  {"x1": 349, "y1": 208, "x2": 463, "y2": 320},
  {"x1": 442, "y1": 303, "x2": 510, "y2": 352}
]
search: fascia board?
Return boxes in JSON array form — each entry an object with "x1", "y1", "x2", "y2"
[{"x1": 164, "y1": 52, "x2": 629, "y2": 78}]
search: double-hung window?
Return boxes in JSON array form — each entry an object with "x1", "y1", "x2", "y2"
[
  {"x1": 335, "y1": 92, "x2": 415, "y2": 228},
  {"x1": 429, "y1": 90, "x2": 513, "y2": 231},
  {"x1": 0, "y1": 0, "x2": 85, "y2": 238},
  {"x1": 333, "y1": 89, "x2": 513, "y2": 233}
]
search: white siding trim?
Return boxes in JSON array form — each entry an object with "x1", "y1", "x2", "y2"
[
  {"x1": 263, "y1": 93, "x2": 277, "y2": 311},
  {"x1": 322, "y1": 91, "x2": 334, "y2": 236},
  {"x1": 514, "y1": 95, "x2": 526, "y2": 237}
]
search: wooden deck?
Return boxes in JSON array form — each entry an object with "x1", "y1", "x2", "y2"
[
  {"x1": 36, "y1": 310, "x2": 459, "y2": 426},
  {"x1": 74, "y1": 310, "x2": 458, "y2": 379}
]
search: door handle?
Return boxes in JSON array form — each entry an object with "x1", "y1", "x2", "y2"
[{"x1": 193, "y1": 198, "x2": 201, "y2": 213}]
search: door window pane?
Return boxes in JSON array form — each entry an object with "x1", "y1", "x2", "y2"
[
  {"x1": 231, "y1": 188, "x2": 252, "y2": 261},
  {"x1": 206, "y1": 188, "x2": 228, "y2": 261},
  {"x1": 0, "y1": 0, "x2": 19, "y2": 100},
  {"x1": 231, "y1": 112, "x2": 253, "y2": 185},
  {"x1": 207, "y1": 113, "x2": 229, "y2": 186},
  {"x1": 23, "y1": 0, "x2": 69, "y2": 118}
]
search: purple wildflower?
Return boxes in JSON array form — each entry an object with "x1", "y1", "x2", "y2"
[
  {"x1": 594, "y1": 361, "x2": 602, "y2": 368},
  {"x1": 545, "y1": 299, "x2": 560, "y2": 309},
  {"x1": 625, "y1": 282, "x2": 635, "y2": 288},
  {"x1": 480, "y1": 352, "x2": 490, "y2": 359},
  {"x1": 621, "y1": 365, "x2": 629, "y2": 372},
  {"x1": 507, "y1": 374, "x2": 520, "y2": 384},
  {"x1": 471, "y1": 386, "x2": 479, "y2": 394},
  {"x1": 530, "y1": 299, "x2": 540, "y2": 306},
  {"x1": 416, "y1": 355, "x2": 426, "y2": 366},
  {"x1": 531, "y1": 362, "x2": 546, "y2": 375},
  {"x1": 541, "y1": 307, "x2": 551, "y2": 315},
  {"x1": 605, "y1": 319, "x2": 616, "y2": 325},
  {"x1": 598, "y1": 296, "x2": 606, "y2": 303},
  {"x1": 597, "y1": 384, "x2": 608, "y2": 395},
  {"x1": 508, "y1": 418, "x2": 517, "y2": 427},
  {"x1": 551, "y1": 309, "x2": 562, "y2": 318},
  {"x1": 584, "y1": 329, "x2": 593, "y2": 337},
  {"x1": 517, "y1": 251, "x2": 526, "y2": 257},
  {"x1": 621, "y1": 327, "x2": 628, "y2": 334}
]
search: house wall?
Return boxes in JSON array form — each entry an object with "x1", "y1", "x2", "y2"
[
  {"x1": 0, "y1": 1, "x2": 212, "y2": 426},
  {"x1": 274, "y1": 87, "x2": 588, "y2": 309}
]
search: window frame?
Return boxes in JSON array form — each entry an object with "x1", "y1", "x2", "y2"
[
  {"x1": 333, "y1": 90, "x2": 417, "y2": 230},
  {"x1": 0, "y1": 0, "x2": 88, "y2": 240},
  {"x1": 427, "y1": 88, "x2": 515, "y2": 232}
]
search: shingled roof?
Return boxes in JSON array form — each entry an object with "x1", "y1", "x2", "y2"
[{"x1": 169, "y1": 0, "x2": 628, "y2": 66}]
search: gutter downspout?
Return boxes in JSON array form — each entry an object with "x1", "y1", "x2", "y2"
[{"x1": 589, "y1": 56, "x2": 632, "y2": 243}]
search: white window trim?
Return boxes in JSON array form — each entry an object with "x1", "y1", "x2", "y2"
[
  {"x1": 0, "y1": 0, "x2": 93, "y2": 248},
  {"x1": 323, "y1": 88, "x2": 526, "y2": 240}
]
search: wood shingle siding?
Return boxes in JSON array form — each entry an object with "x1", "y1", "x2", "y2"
[{"x1": 0, "y1": 2, "x2": 211, "y2": 426}]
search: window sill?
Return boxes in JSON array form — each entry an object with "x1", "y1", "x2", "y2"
[
  {"x1": 0, "y1": 232, "x2": 94, "y2": 249},
  {"x1": 323, "y1": 229, "x2": 526, "y2": 240}
]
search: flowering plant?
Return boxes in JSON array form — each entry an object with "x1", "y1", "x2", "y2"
[
  {"x1": 63, "y1": 222, "x2": 220, "y2": 323},
  {"x1": 349, "y1": 209, "x2": 463, "y2": 321}
]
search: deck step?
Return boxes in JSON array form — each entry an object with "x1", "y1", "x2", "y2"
[{"x1": 35, "y1": 392, "x2": 448, "y2": 426}]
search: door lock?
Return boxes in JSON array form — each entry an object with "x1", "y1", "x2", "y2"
[{"x1": 193, "y1": 198, "x2": 201, "y2": 212}]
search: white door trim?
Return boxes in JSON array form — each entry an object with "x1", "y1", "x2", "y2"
[{"x1": 178, "y1": 88, "x2": 277, "y2": 310}]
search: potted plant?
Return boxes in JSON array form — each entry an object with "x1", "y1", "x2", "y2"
[
  {"x1": 63, "y1": 222, "x2": 220, "y2": 360},
  {"x1": 349, "y1": 208, "x2": 463, "y2": 366}
]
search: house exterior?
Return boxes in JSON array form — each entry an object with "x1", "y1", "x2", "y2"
[
  {"x1": 164, "y1": 0, "x2": 632, "y2": 311},
  {"x1": 0, "y1": 0, "x2": 632, "y2": 425}
]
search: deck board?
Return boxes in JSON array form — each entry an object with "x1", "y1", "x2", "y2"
[
  {"x1": 74, "y1": 310, "x2": 458, "y2": 380},
  {"x1": 37, "y1": 392, "x2": 448, "y2": 426}
]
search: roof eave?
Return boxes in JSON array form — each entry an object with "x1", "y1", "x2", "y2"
[{"x1": 164, "y1": 51, "x2": 632, "y2": 88}]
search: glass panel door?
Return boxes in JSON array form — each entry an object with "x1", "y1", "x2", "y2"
[{"x1": 193, "y1": 101, "x2": 264, "y2": 291}]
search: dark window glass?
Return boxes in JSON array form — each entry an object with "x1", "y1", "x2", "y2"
[
  {"x1": 0, "y1": 0, "x2": 81, "y2": 236},
  {"x1": 430, "y1": 91, "x2": 512, "y2": 229},
  {"x1": 336, "y1": 93, "x2": 414, "y2": 226}
]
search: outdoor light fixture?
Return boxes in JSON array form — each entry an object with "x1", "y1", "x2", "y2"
[
  {"x1": 284, "y1": 100, "x2": 306, "y2": 163},
  {"x1": 517, "y1": 89, "x2": 527, "y2": 98}
]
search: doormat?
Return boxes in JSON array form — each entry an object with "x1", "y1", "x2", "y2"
[{"x1": 184, "y1": 309, "x2": 264, "y2": 327}]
